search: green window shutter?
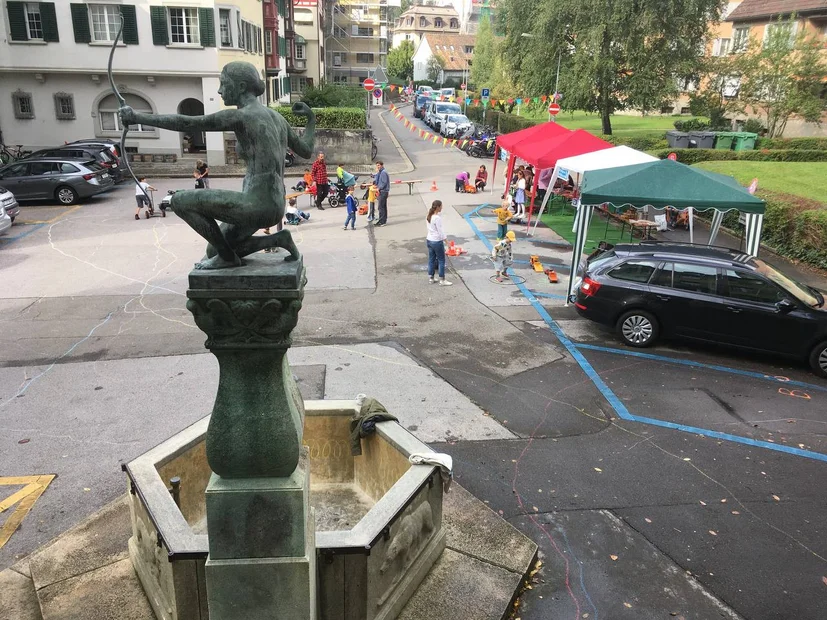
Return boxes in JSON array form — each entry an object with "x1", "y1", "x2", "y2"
[
  {"x1": 277, "y1": 0, "x2": 286, "y2": 16},
  {"x1": 70, "y1": 4, "x2": 90, "y2": 43},
  {"x1": 7, "y1": 2, "x2": 28, "y2": 41},
  {"x1": 282, "y1": 76, "x2": 291, "y2": 95},
  {"x1": 199, "y1": 8, "x2": 215, "y2": 47},
  {"x1": 150, "y1": 6, "x2": 168, "y2": 45},
  {"x1": 121, "y1": 5, "x2": 139, "y2": 45},
  {"x1": 40, "y1": 3, "x2": 59, "y2": 42},
  {"x1": 278, "y1": 36, "x2": 286, "y2": 57}
]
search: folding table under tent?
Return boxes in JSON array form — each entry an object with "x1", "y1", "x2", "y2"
[
  {"x1": 529, "y1": 146, "x2": 659, "y2": 237},
  {"x1": 492, "y1": 128, "x2": 612, "y2": 230},
  {"x1": 566, "y1": 158, "x2": 767, "y2": 303}
]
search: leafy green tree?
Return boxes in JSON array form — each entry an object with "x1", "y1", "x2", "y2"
[
  {"x1": 470, "y1": 15, "x2": 496, "y2": 89},
  {"x1": 387, "y1": 40, "x2": 415, "y2": 82},
  {"x1": 427, "y1": 54, "x2": 445, "y2": 83},
  {"x1": 689, "y1": 54, "x2": 743, "y2": 130},
  {"x1": 735, "y1": 16, "x2": 826, "y2": 138},
  {"x1": 498, "y1": 0, "x2": 722, "y2": 135}
]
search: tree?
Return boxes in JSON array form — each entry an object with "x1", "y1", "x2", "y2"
[
  {"x1": 470, "y1": 15, "x2": 496, "y2": 89},
  {"x1": 498, "y1": 0, "x2": 723, "y2": 135},
  {"x1": 689, "y1": 55, "x2": 743, "y2": 130},
  {"x1": 427, "y1": 54, "x2": 445, "y2": 83},
  {"x1": 735, "y1": 16, "x2": 826, "y2": 138},
  {"x1": 387, "y1": 40, "x2": 415, "y2": 82}
]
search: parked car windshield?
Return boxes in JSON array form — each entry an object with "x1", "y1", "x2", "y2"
[
  {"x1": 753, "y1": 259, "x2": 822, "y2": 307},
  {"x1": 436, "y1": 104, "x2": 461, "y2": 114},
  {"x1": 446, "y1": 115, "x2": 469, "y2": 124},
  {"x1": 416, "y1": 95, "x2": 430, "y2": 107}
]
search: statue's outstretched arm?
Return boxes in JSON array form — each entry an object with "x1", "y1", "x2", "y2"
[
  {"x1": 121, "y1": 107, "x2": 238, "y2": 133},
  {"x1": 286, "y1": 102, "x2": 315, "y2": 159}
]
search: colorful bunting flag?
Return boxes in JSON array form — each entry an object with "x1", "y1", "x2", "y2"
[{"x1": 516, "y1": 98, "x2": 522, "y2": 105}]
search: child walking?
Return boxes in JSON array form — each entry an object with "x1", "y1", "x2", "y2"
[
  {"x1": 134, "y1": 177, "x2": 156, "y2": 220},
  {"x1": 493, "y1": 198, "x2": 512, "y2": 240},
  {"x1": 491, "y1": 231, "x2": 515, "y2": 282},
  {"x1": 343, "y1": 185, "x2": 357, "y2": 230}
]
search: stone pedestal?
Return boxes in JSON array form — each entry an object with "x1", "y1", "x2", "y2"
[{"x1": 186, "y1": 254, "x2": 316, "y2": 619}]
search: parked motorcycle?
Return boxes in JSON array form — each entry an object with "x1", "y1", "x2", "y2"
[{"x1": 285, "y1": 149, "x2": 295, "y2": 168}]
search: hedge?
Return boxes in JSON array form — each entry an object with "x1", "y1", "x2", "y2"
[
  {"x1": 760, "y1": 193, "x2": 827, "y2": 269},
  {"x1": 271, "y1": 107, "x2": 366, "y2": 129},
  {"x1": 652, "y1": 148, "x2": 827, "y2": 165},
  {"x1": 754, "y1": 137, "x2": 827, "y2": 151},
  {"x1": 602, "y1": 135, "x2": 669, "y2": 151}
]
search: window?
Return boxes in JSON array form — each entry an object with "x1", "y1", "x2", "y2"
[
  {"x1": 290, "y1": 76, "x2": 308, "y2": 93},
  {"x1": 464, "y1": 45, "x2": 473, "y2": 53},
  {"x1": 98, "y1": 93, "x2": 153, "y2": 133},
  {"x1": 435, "y1": 17, "x2": 443, "y2": 28},
  {"x1": 89, "y1": 4, "x2": 120, "y2": 42},
  {"x1": 25, "y1": 2, "x2": 43, "y2": 39},
  {"x1": 1, "y1": 163, "x2": 29, "y2": 178},
  {"x1": 295, "y1": 43, "x2": 306, "y2": 60},
  {"x1": 54, "y1": 92, "x2": 75, "y2": 120},
  {"x1": 764, "y1": 21, "x2": 796, "y2": 48},
  {"x1": 419, "y1": 17, "x2": 426, "y2": 27},
  {"x1": 30, "y1": 161, "x2": 57, "y2": 175},
  {"x1": 672, "y1": 263, "x2": 718, "y2": 295},
  {"x1": 219, "y1": 9, "x2": 233, "y2": 47},
  {"x1": 723, "y1": 270, "x2": 785, "y2": 303},
  {"x1": 608, "y1": 261, "x2": 658, "y2": 284},
  {"x1": 712, "y1": 38, "x2": 730, "y2": 56},
  {"x1": 356, "y1": 53, "x2": 374, "y2": 63},
  {"x1": 294, "y1": 8, "x2": 313, "y2": 24},
  {"x1": 450, "y1": 19, "x2": 458, "y2": 28},
  {"x1": 169, "y1": 7, "x2": 199, "y2": 45},
  {"x1": 732, "y1": 26, "x2": 750, "y2": 52},
  {"x1": 357, "y1": 27, "x2": 373, "y2": 36},
  {"x1": 651, "y1": 263, "x2": 674, "y2": 288},
  {"x1": 265, "y1": 30, "x2": 272, "y2": 55},
  {"x1": 12, "y1": 90, "x2": 34, "y2": 119},
  {"x1": 60, "y1": 163, "x2": 79, "y2": 173}
]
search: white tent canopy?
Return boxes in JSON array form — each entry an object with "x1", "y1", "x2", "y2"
[{"x1": 531, "y1": 146, "x2": 658, "y2": 236}]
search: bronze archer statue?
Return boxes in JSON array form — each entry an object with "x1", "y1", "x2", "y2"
[{"x1": 119, "y1": 61, "x2": 315, "y2": 269}]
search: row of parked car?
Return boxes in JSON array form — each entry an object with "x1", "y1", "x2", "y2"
[
  {"x1": 0, "y1": 139, "x2": 125, "y2": 234},
  {"x1": 412, "y1": 96, "x2": 472, "y2": 138}
]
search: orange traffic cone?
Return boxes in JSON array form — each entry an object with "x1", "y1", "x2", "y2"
[{"x1": 430, "y1": 180, "x2": 438, "y2": 191}]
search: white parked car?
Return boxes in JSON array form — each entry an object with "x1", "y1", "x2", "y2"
[
  {"x1": 441, "y1": 114, "x2": 472, "y2": 138},
  {"x1": 425, "y1": 101, "x2": 462, "y2": 133}
]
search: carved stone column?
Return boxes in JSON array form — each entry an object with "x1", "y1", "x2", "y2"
[{"x1": 187, "y1": 254, "x2": 315, "y2": 619}]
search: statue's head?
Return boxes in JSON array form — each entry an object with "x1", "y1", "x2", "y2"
[{"x1": 218, "y1": 62, "x2": 266, "y2": 106}]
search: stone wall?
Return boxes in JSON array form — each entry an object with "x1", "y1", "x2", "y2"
[{"x1": 292, "y1": 128, "x2": 374, "y2": 166}]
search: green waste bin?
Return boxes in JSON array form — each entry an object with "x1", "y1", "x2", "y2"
[
  {"x1": 733, "y1": 132, "x2": 758, "y2": 151},
  {"x1": 715, "y1": 132, "x2": 736, "y2": 150}
]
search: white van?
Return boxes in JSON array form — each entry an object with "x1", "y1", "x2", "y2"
[{"x1": 425, "y1": 101, "x2": 462, "y2": 132}]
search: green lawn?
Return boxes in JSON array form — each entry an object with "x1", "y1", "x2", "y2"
[
  {"x1": 516, "y1": 109, "x2": 681, "y2": 137},
  {"x1": 539, "y1": 200, "x2": 632, "y2": 252},
  {"x1": 693, "y1": 161, "x2": 827, "y2": 204}
]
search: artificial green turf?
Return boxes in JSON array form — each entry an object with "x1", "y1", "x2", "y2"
[
  {"x1": 539, "y1": 199, "x2": 632, "y2": 253},
  {"x1": 693, "y1": 161, "x2": 827, "y2": 204}
]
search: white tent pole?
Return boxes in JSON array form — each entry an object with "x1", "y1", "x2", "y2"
[
  {"x1": 566, "y1": 203, "x2": 591, "y2": 305},
  {"x1": 708, "y1": 210, "x2": 724, "y2": 246},
  {"x1": 688, "y1": 207, "x2": 694, "y2": 244},
  {"x1": 531, "y1": 178, "x2": 554, "y2": 236},
  {"x1": 745, "y1": 213, "x2": 764, "y2": 256}
]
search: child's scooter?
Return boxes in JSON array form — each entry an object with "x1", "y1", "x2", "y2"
[{"x1": 141, "y1": 188, "x2": 166, "y2": 218}]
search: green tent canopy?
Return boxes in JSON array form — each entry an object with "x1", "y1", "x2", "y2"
[{"x1": 580, "y1": 159, "x2": 765, "y2": 214}]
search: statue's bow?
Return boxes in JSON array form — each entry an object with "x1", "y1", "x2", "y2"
[{"x1": 108, "y1": 13, "x2": 150, "y2": 203}]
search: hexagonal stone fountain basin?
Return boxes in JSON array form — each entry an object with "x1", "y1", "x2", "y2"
[{"x1": 125, "y1": 400, "x2": 445, "y2": 620}]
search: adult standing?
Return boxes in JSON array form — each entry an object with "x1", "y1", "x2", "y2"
[
  {"x1": 374, "y1": 160, "x2": 390, "y2": 226},
  {"x1": 194, "y1": 159, "x2": 210, "y2": 188},
  {"x1": 311, "y1": 151, "x2": 329, "y2": 210},
  {"x1": 426, "y1": 200, "x2": 452, "y2": 286}
]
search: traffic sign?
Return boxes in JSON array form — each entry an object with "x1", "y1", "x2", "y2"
[
  {"x1": 373, "y1": 87, "x2": 383, "y2": 98},
  {"x1": 481, "y1": 88, "x2": 490, "y2": 99},
  {"x1": 667, "y1": 152, "x2": 677, "y2": 161},
  {"x1": 461, "y1": 83, "x2": 467, "y2": 90},
  {"x1": 363, "y1": 78, "x2": 375, "y2": 91},
  {"x1": 548, "y1": 103, "x2": 561, "y2": 115}
]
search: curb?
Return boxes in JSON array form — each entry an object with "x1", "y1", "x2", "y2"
[{"x1": 378, "y1": 108, "x2": 416, "y2": 175}]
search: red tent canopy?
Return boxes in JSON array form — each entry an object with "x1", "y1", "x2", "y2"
[
  {"x1": 495, "y1": 121, "x2": 570, "y2": 153},
  {"x1": 518, "y1": 129, "x2": 613, "y2": 169}
]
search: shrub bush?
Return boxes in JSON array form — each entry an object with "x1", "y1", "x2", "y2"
[
  {"x1": 673, "y1": 118, "x2": 710, "y2": 131},
  {"x1": 754, "y1": 137, "x2": 827, "y2": 150},
  {"x1": 652, "y1": 148, "x2": 827, "y2": 164},
  {"x1": 760, "y1": 193, "x2": 827, "y2": 269},
  {"x1": 602, "y1": 135, "x2": 669, "y2": 151},
  {"x1": 741, "y1": 118, "x2": 765, "y2": 135},
  {"x1": 299, "y1": 84, "x2": 367, "y2": 109},
  {"x1": 271, "y1": 107, "x2": 367, "y2": 129}
]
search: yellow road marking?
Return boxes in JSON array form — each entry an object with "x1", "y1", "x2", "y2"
[
  {"x1": 16, "y1": 204, "x2": 81, "y2": 226},
  {"x1": 0, "y1": 474, "x2": 56, "y2": 550}
]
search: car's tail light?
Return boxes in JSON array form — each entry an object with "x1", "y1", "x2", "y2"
[
  {"x1": 101, "y1": 161, "x2": 113, "y2": 167},
  {"x1": 580, "y1": 277, "x2": 602, "y2": 297},
  {"x1": 82, "y1": 173, "x2": 95, "y2": 180}
]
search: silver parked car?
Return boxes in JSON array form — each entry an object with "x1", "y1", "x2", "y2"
[
  {"x1": 0, "y1": 204, "x2": 11, "y2": 236},
  {"x1": 0, "y1": 186, "x2": 20, "y2": 222},
  {"x1": 0, "y1": 159, "x2": 114, "y2": 205},
  {"x1": 441, "y1": 114, "x2": 472, "y2": 138}
]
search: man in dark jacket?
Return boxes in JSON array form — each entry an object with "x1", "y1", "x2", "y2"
[{"x1": 374, "y1": 161, "x2": 390, "y2": 226}]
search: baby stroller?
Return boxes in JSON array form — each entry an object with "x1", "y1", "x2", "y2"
[{"x1": 327, "y1": 176, "x2": 359, "y2": 208}]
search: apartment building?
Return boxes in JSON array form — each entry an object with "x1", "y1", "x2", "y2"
[
  {"x1": 726, "y1": 0, "x2": 827, "y2": 49},
  {"x1": 326, "y1": 0, "x2": 392, "y2": 85},
  {"x1": 1, "y1": 1, "x2": 266, "y2": 164},
  {"x1": 412, "y1": 33, "x2": 474, "y2": 83},
  {"x1": 263, "y1": 0, "x2": 295, "y2": 104},
  {"x1": 292, "y1": 0, "x2": 325, "y2": 96},
  {"x1": 392, "y1": 4, "x2": 459, "y2": 49},
  {"x1": 449, "y1": 0, "x2": 495, "y2": 35}
]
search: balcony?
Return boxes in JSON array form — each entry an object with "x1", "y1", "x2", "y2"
[{"x1": 293, "y1": 58, "x2": 307, "y2": 72}]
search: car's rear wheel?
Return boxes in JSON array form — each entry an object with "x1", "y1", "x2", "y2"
[
  {"x1": 809, "y1": 341, "x2": 827, "y2": 378},
  {"x1": 616, "y1": 310, "x2": 659, "y2": 348},
  {"x1": 56, "y1": 186, "x2": 78, "y2": 205}
]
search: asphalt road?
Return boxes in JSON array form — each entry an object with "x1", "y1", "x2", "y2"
[{"x1": 0, "y1": 105, "x2": 825, "y2": 620}]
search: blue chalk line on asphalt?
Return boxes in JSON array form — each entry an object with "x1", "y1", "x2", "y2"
[{"x1": 463, "y1": 204, "x2": 827, "y2": 463}]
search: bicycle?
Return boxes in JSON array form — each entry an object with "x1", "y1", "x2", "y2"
[{"x1": 0, "y1": 144, "x2": 32, "y2": 165}]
